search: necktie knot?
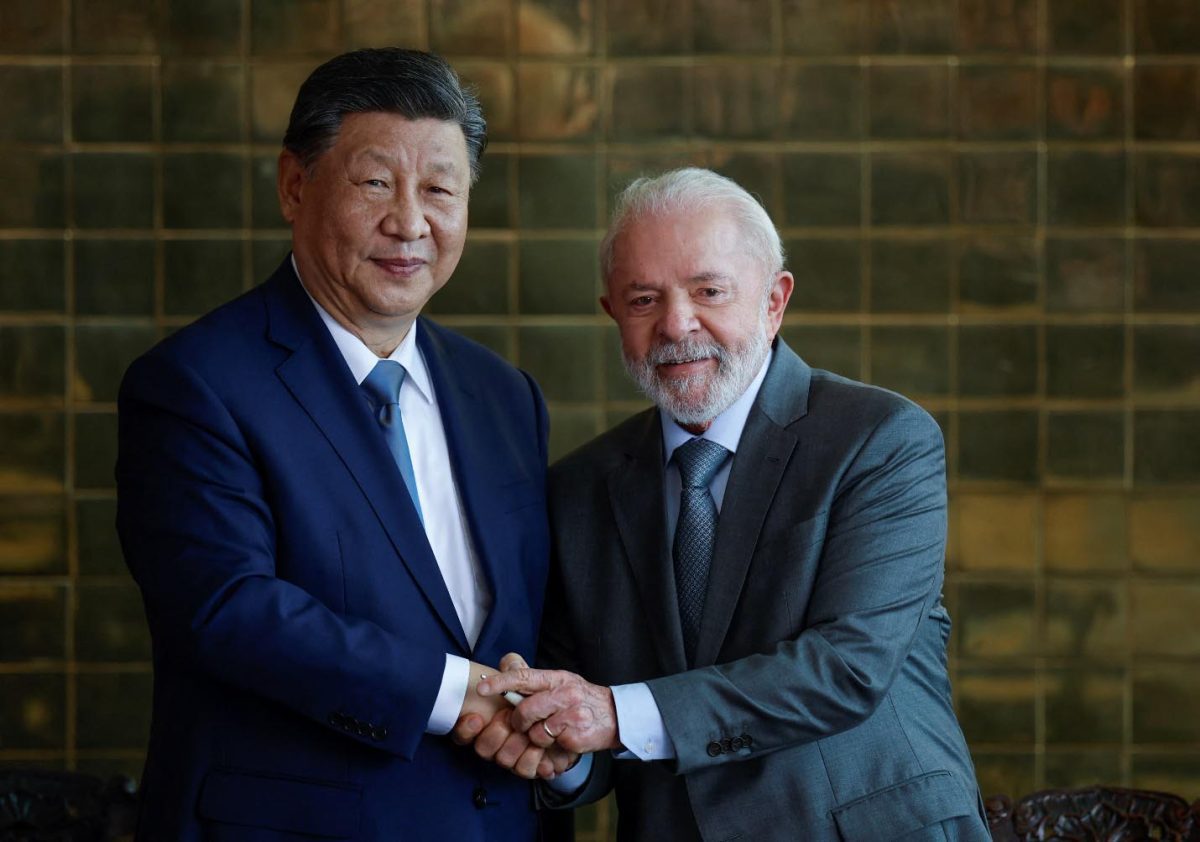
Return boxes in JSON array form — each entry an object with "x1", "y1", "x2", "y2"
[
  {"x1": 674, "y1": 438, "x2": 729, "y2": 490},
  {"x1": 362, "y1": 360, "x2": 407, "y2": 423}
]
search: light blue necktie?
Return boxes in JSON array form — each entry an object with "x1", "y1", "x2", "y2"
[
  {"x1": 673, "y1": 437, "x2": 729, "y2": 664},
  {"x1": 361, "y1": 360, "x2": 424, "y2": 525}
]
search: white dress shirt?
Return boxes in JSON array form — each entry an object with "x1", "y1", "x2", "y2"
[{"x1": 297, "y1": 260, "x2": 487, "y2": 735}]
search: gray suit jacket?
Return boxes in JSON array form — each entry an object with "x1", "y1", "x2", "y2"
[{"x1": 538, "y1": 340, "x2": 989, "y2": 841}]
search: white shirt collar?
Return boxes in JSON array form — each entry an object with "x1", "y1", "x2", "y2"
[
  {"x1": 660, "y1": 349, "x2": 773, "y2": 465},
  {"x1": 292, "y1": 255, "x2": 434, "y2": 404}
]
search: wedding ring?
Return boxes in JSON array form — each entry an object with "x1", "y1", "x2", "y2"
[{"x1": 542, "y1": 722, "x2": 557, "y2": 740}]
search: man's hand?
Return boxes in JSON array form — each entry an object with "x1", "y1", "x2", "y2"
[{"x1": 477, "y1": 666, "x2": 620, "y2": 755}]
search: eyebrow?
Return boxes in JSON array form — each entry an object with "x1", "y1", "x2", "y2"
[
  {"x1": 358, "y1": 150, "x2": 461, "y2": 176},
  {"x1": 688, "y1": 271, "x2": 734, "y2": 284}
]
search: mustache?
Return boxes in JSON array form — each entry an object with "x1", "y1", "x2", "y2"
[{"x1": 643, "y1": 337, "x2": 728, "y2": 369}]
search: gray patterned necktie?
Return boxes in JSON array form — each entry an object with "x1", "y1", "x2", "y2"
[{"x1": 672, "y1": 437, "x2": 729, "y2": 663}]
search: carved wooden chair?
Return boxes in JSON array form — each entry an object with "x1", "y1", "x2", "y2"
[
  {"x1": 0, "y1": 770, "x2": 137, "y2": 842},
  {"x1": 986, "y1": 786, "x2": 1200, "y2": 841}
]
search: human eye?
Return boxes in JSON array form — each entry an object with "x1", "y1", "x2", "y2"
[
  {"x1": 362, "y1": 177, "x2": 390, "y2": 189},
  {"x1": 629, "y1": 294, "x2": 655, "y2": 308}
]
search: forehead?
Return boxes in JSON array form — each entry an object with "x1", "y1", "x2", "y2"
[
  {"x1": 610, "y1": 206, "x2": 753, "y2": 282},
  {"x1": 326, "y1": 111, "x2": 468, "y2": 171}
]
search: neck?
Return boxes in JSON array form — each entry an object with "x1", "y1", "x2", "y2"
[{"x1": 676, "y1": 419, "x2": 712, "y2": 435}]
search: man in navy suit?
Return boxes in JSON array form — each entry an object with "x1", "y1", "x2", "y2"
[{"x1": 117, "y1": 49, "x2": 569, "y2": 840}]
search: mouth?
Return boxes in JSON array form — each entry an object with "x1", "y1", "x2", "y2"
[
  {"x1": 656, "y1": 356, "x2": 716, "y2": 377},
  {"x1": 371, "y1": 257, "x2": 427, "y2": 276}
]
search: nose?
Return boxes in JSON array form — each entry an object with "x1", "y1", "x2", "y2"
[
  {"x1": 380, "y1": 190, "x2": 431, "y2": 241},
  {"x1": 657, "y1": 296, "x2": 699, "y2": 343}
]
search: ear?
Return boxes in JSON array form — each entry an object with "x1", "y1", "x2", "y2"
[
  {"x1": 277, "y1": 150, "x2": 307, "y2": 225},
  {"x1": 600, "y1": 294, "x2": 614, "y2": 320},
  {"x1": 764, "y1": 270, "x2": 794, "y2": 340}
]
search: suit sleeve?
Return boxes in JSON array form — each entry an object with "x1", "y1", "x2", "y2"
[
  {"x1": 116, "y1": 350, "x2": 446, "y2": 761},
  {"x1": 647, "y1": 403, "x2": 948, "y2": 775}
]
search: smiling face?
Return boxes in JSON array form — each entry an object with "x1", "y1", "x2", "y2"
[
  {"x1": 602, "y1": 205, "x2": 793, "y2": 430},
  {"x1": 279, "y1": 111, "x2": 470, "y2": 352}
]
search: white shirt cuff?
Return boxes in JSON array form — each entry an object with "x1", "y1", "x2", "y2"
[
  {"x1": 544, "y1": 751, "x2": 593, "y2": 794},
  {"x1": 610, "y1": 682, "x2": 675, "y2": 760},
  {"x1": 425, "y1": 653, "x2": 470, "y2": 735}
]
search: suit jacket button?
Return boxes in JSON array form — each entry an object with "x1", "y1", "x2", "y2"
[
  {"x1": 328, "y1": 713, "x2": 344, "y2": 728},
  {"x1": 370, "y1": 725, "x2": 388, "y2": 741},
  {"x1": 741, "y1": 733, "x2": 753, "y2": 746},
  {"x1": 472, "y1": 787, "x2": 488, "y2": 809},
  {"x1": 730, "y1": 737, "x2": 744, "y2": 750},
  {"x1": 356, "y1": 722, "x2": 371, "y2": 737},
  {"x1": 721, "y1": 738, "x2": 734, "y2": 752},
  {"x1": 707, "y1": 741, "x2": 723, "y2": 757}
]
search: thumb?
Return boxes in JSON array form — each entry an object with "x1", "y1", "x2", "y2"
[{"x1": 500, "y1": 652, "x2": 529, "y2": 672}]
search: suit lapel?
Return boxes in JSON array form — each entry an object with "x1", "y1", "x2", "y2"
[
  {"x1": 693, "y1": 342, "x2": 812, "y2": 667},
  {"x1": 607, "y1": 411, "x2": 689, "y2": 675},
  {"x1": 264, "y1": 263, "x2": 470, "y2": 653}
]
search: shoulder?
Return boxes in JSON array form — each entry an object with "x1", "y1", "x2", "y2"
[
  {"x1": 804, "y1": 367, "x2": 942, "y2": 444},
  {"x1": 549, "y1": 409, "x2": 655, "y2": 486},
  {"x1": 419, "y1": 317, "x2": 538, "y2": 397}
]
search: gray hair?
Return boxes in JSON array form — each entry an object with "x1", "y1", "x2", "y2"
[{"x1": 599, "y1": 167, "x2": 785, "y2": 283}]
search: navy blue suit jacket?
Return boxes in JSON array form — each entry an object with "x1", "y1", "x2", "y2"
[{"x1": 117, "y1": 260, "x2": 555, "y2": 840}]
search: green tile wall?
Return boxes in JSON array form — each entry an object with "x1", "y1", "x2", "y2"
[{"x1": 1, "y1": 1, "x2": 1198, "y2": 835}]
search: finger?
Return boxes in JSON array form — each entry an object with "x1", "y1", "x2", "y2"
[
  {"x1": 473, "y1": 710, "x2": 513, "y2": 761},
  {"x1": 451, "y1": 713, "x2": 484, "y2": 746},
  {"x1": 546, "y1": 745, "x2": 577, "y2": 776},
  {"x1": 494, "y1": 731, "x2": 531, "y2": 770},
  {"x1": 537, "y1": 756, "x2": 556, "y2": 780},
  {"x1": 510, "y1": 690, "x2": 569, "y2": 733},
  {"x1": 477, "y1": 667, "x2": 555, "y2": 697},
  {"x1": 499, "y1": 652, "x2": 529, "y2": 671},
  {"x1": 514, "y1": 745, "x2": 546, "y2": 780}
]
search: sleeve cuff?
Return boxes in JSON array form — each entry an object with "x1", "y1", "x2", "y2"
[
  {"x1": 425, "y1": 653, "x2": 470, "y2": 735},
  {"x1": 610, "y1": 682, "x2": 675, "y2": 761},
  {"x1": 544, "y1": 752, "x2": 593, "y2": 794}
]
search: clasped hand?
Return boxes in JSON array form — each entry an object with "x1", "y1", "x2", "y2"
[{"x1": 453, "y1": 653, "x2": 620, "y2": 781}]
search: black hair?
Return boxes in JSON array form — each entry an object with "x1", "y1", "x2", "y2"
[{"x1": 283, "y1": 48, "x2": 487, "y2": 183}]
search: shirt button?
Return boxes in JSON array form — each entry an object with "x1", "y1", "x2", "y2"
[
  {"x1": 707, "y1": 741, "x2": 723, "y2": 757},
  {"x1": 472, "y1": 786, "x2": 488, "y2": 809},
  {"x1": 644, "y1": 740, "x2": 655, "y2": 754}
]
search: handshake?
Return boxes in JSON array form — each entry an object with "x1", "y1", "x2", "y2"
[{"x1": 452, "y1": 653, "x2": 622, "y2": 781}]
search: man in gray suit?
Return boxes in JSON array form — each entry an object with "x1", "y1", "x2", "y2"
[{"x1": 461, "y1": 168, "x2": 989, "y2": 840}]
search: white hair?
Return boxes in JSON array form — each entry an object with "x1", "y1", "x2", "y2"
[{"x1": 599, "y1": 167, "x2": 786, "y2": 283}]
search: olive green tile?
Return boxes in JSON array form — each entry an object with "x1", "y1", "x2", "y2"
[
  {"x1": 1047, "y1": 150, "x2": 1127, "y2": 225},
  {"x1": 0, "y1": 152, "x2": 65, "y2": 228},
  {"x1": 871, "y1": 153, "x2": 950, "y2": 226},
  {"x1": 453, "y1": 326, "x2": 513, "y2": 363},
  {"x1": 251, "y1": 238, "x2": 292, "y2": 282},
  {"x1": 606, "y1": 0, "x2": 688, "y2": 55},
  {"x1": 75, "y1": 411, "x2": 118, "y2": 490},
  {"x1": 0, "y1": 495, "x2": 65, "y2": 575},
  {"x1": 0, "y1": 66, "x2": 63, "y2": 142},
  {"x1": 517, "y1": 154, "x2": 597, "y2": 229},
  {"x1": 956, "y1": 667, "x2": 1035, "y2": 742},
  {"x1": 694, "y1": 0, "x2": 771, "y2": 52},
  {"x1": 1044, "y1": 752, "x2": 1123, "y2": 789},
  {"x1": 1133, "y1": 665, "x2": 1200, "y2": 741},
  {"x1": 786, "y1": 238, "x2": 861, "y2": 312},
  {"x1": 516, "y1": 64, "x2": 596, "y2": 142},
  {"x1": 958, "y1": 411, "x2": 1038, "y2": 482},
  {"x1": 75, "y1": 239, "x2": 156, "y2": 316},
  {"x1": 0, "y1": 240, "x2": 65, "y2": 311},
  {"x1": 1045, "y1": 669, "x2": 1124, "y2": 744},
  {"x1": 604, "y1": 406, "x2": 649, "y2": 430},
  {"x1": 1135, "y1": 410, "x2": 1200, "y2": 483},
  {"x1": 782, "y1": 0, "x2": 865, "y2": 54},
  {"x1": 958, "y1": 65, "x2": 1037, "y2": 140},
  {"x1": 517, "y1": 0, "x2": 593, "y2": 56},
  {"x1": 164, "y1": 153, "x2": 244, "y2": 229},
  {"x1": 779, "y1": 64, "x2": 863, "y2": 141},
  {"x1": 958, "y1": 325, "x2": 1037, "y2": 397},
  {"x1": 431, "y1": 0, "x2": 511, "y2": 56},
  {"x1": 76, "y1": 582, "x2": 150, "y2": 662},
  {"x1": 869, "y1": 326, "x2": 949, "y2": 397},
  {"x1": 518, "y1": 326, "x2": 601, "y2": 402},
  {"x1": 692, "y1": 64, "x2": 776, "y2": 139},
  {"x1": 1135, "y1": 0, "x2": 1200, "y2": 54},
  {"x1": 1046, "y1": 325, "x2": 1124, "y2": 398},
  {"x1": 75, "y1": 756, "x2": 145, "y2": 786},
  {"x1": 958, "y1": 152, "x2": 1037, "y2": 224},
  {"x1": 249, "y1": 62, "x2": 311, "y2": 143},
  {"x1": 1046, "y1": 412, "x2": 1124, "y2": 480},
  {"x1": 1129, "y1": 493, "x2": 1200, "y2": 573},
  {"x1": 428, "y1": 240, "x2": 510, "y2": 316},
  {"x1": 548, "y1": 407, "x2": 602, "y2": 462},
  {"x1": 77, "y1": 498, "x2": 125, "y2": 577},
  {"x1": 608, "y1": 65, "x2": 686, "y2": 141},
  {"x1": 701, "y1": 152, "x2": 779, "y2": 218},
  {"x1": 1048, "y1": 0, "x2": 1123, "y2": 54},
  {"x1": 75, "y1": 671, "x2": 152, "y2": 749},
  {"x1": 0, "y1": 584, "x2": 66, "y2": 660},
  {"x1": 957, "y1": 0, "x2": 1037, "y2": 52},
  {"x1": 606, "y1": 151, "x2": 696, "y2": 209},
  {"x1": 250, "y1": 0, "x2": 339, "y2": 55},
  {"x1": 344, "y1": 0, "x2": 425, "y2": 49},
  {"x1": 603, "y1": 325, "x2": 645, "y2": 403},
  {"x1": 1044, "y1": 493, "x2": 1127, "y2": 572},
  {"x1": 1047, "y1": 65, "x2": 1125, "y2": 140},
  {"x1": 163, "y1": 62, "x2": 244, "y2": 142},
  {"x1": 457, "y1": 62, "x2": 513, "y2": 142},
  {"x1": 0, "y1": 413, "x2": 64, "y2": 492},
  {"x1": 1134, "y1": 581, "x2": 1200, "y2": 657},
  {"x1": 782, "y1": 154, "x2": 861, "y2": 226},
  {"x1": 71, "y1": 65, "x2": 153, "y2": 143},
  {"x1": 1046, "y1": 237, "x2": 1125, "y2": 312},
  {"x1": 1135, "y1": 238, "x2": 1200, "y2": 311},
  {"x1": 0, "y1": 674, "x2": 63, "y2": 749},
  {"x1": 164, "y1": 0, "x2": 243, "y2": 54},
  {"x1": 470, "y1": 153, "x2": 513, "y2": 229},
  {"x1": 74, "y1": 326, "x2": 156, "y2": 404},
  {"x1": 72, "y1": 154, "x2": 154, "y2": 230},
  {"x1": 957, "y1": 584, "x2": 1036, "y2": 657},
  {"x1": 778, "y1": 325, "x2": 862, "y2": 380},
  {"x1": 163, "y1": 239, "x2": 244, "y2": 317},
  {"x1": 1136, "y1": 65, "x2": 1200, "y2": 140},
  {"x1": 1132, "y1": 754, "x2": 1200, "y2": 796},
  {"x1": 1135, "y1": 152, "x2": 1200, "y2": 227},
  {"x1": 953, "y1": 492, "x2": 1037, "y2": 572},
  {"x1": 970, "y1": 753, "x2": 1035, "y2": 800},
  {"x1": 0, "y1": 1, "x2": 64, "y2": 53},
  {"x1": 251, "y1": 153, "x2": 285, "y2": 229},
  {"x1": 960, "y1": 236, "x2": 1036, "y2": 311},
  {"x1": 1042, "y1": 583, "x2": 1125, "y2": 660},
  {"x1": 866, "y1": 0, "x2": 953, "y2": 53},
  {"x1": 0, "y1": 326, "x2": 65, "y2": 399},
  {"x1": 1134, "y1": 325, "x2": 1200, "y2": 397},
  {"x1": 518, "y1": 239, "x2": 598, "y2": 315},
  {"x1": 868, "y1": 64, "x2": 950, "y2": 139},
  {"x1": 870, "y1": 237, "x2": 951, "y2": 313},
  {"x1": 72, "y1": 0, "x2": 159, "y2": 53},
  {"x1": 574, "y1": 797, "x2": 609, "y2": 833}
]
